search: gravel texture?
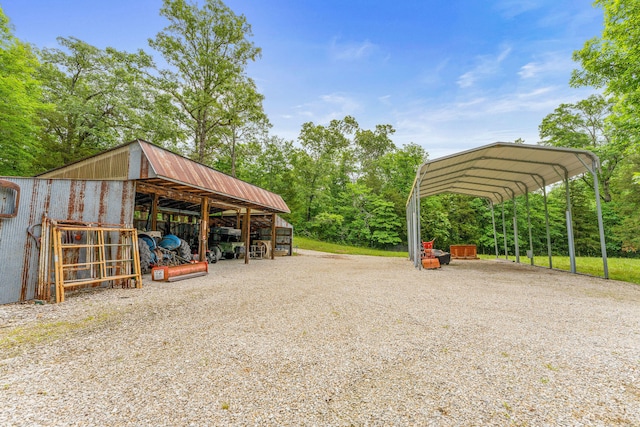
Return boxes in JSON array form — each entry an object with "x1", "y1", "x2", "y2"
[{"x1": 1, "y1": 250, "x2": 639, "y2": 426}]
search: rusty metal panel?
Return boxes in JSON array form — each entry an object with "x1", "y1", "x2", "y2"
[
  {"x1": 38, "y1": 145, "x2": 131, "y2": 180},
  {"x1": 35, "y1": 139, "x2": 290, "y2": 213},
  {"x1": 0, "y1": 178, "x2": 135, "y2": 305},
  {"x1": 275, "y1": 215, "x2": 293, "y2": 229},
  {"x1": 0, "y1": 179, "x2": 20, "y2": 218},
  {"x1": 138, "y1": 141, "x2": 290, "y2": 213}
]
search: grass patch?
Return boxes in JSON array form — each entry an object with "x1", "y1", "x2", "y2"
[
  {"x1": 479, "y1": 254, "x2": 640, "y2": 285},
  {"x1": 294, "y1": 237, "x2": 639, "y2": 284},
  {"x1": 294, "y1": 236, "x2": 407, "y2": 258},
  {"x1": 0, "y1": 312, "x2": 112, "y2": 353}
]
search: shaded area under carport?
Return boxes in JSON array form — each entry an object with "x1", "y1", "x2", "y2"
[{"x1": 406, "y1": 142, "x2": 608, "y2": 278}]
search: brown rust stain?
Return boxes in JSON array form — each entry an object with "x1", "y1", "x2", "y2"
[
  {"x1": 99, "y1": 181, "x2": 109, "y2": 223},
  {"x1": 77, "y1": 181, "x2": 86, "y2": 221},
  {"x1": 140, "y1": 154, "x2": 149, "y2": 178},
  {"x1": 120, "y1": 181, "x2": 133, "y2": 225},
  {"x1": 67, "y1": 180, "x2": 77, "y2": 219},
  {"x1": 20, "y1": 181, "x2": 42, "y2": 301}
]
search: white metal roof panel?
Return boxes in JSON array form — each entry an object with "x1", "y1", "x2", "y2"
[{"x1": 409, "y1": 142, "x2": 599, "y2": 204}]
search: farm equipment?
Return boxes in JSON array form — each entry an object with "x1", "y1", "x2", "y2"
[
  {"x1": 138, "y1": 233, "x2": 194, "y2": 274},
  {"x1": 420, "y1": 239, "x2": 451, "y2": 269},
  {"x1": 151, "y1": 261, "x2": 208, "y2": 282},
  {"x1": 421, "y1": 240, "x2": 440, "y2": 269}
]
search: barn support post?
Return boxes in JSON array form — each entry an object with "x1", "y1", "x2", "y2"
[
  {"x1": 564, "y1": 172, "x2": 577, "y2": 274},
  {"x1": 150, "y1": 193, "x2": 158, "y2": 231},
  {"x1": 198, "y1": 197, "x2": 209, "y2": 262},
  {"x1": 271, "y1": 213, "x2": 277, "y2": 260},
  {"x1": 244, "y1": 208, "x2": 251, "y2": 264}
]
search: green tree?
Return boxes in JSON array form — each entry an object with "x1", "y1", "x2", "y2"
[
  {"x1": 610, "y1": 153, "x2": 640, "y2": 252},
  {"x1": 293, "y1": 116, "x2": 357, "y2": 222},
  {"x1": 353, "y1": 124, "x2": 395, "y2": 185},
  {"x1": 149, "y1": 0, "x2": 263, "y2": 164},
  {"x1": 37, "y1": 37, "x2": 177, "y2": 169},
  {"x1": 216, "y1": 78, "x2": 268, "y2": 177},
  {"x1": 237, "y1": 134, "x2": 297, "y2": 206},
  {"x1": 539, "y1": 95, "x2": 624, "y2": 202},
  {"x1": 0, "y1": 6, "x2": 47, "y2": 175},
  {"x1": 369, "y1": 197, "x2": 402, "y2": 247},
  {"x1": 571, "y1": 0, "x2": 640, "y2": 155}
]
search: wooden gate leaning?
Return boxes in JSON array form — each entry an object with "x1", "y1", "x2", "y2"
[{"x1": 38, "y1": 217, "x2": 142, "y2": 303}]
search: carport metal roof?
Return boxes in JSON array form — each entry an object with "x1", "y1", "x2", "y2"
[
  {"x1": 408, "y1": 142, "x2": 599, "y2": 204},
  {"x1": 406, "y1": 142, "x2": 608, "y2": 278}
]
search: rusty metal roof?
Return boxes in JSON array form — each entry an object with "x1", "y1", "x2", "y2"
[{"x1": 38, "y1": 140, "x2": 290, "y2": 213}]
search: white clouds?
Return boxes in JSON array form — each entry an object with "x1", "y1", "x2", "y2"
[
  {"x1": 289, "y1": 93, "x2": 362, "y2": 125},
  {"x1": 457, "y1": 46, "x2": 513, "y2": 88},
  {"x1": 378, "y1": 95, "x2": 392, "y2": 104},
  {"x1": 329, "y1": 38, "x2": 378, "y2": 61},
  {"x1": 494, "y1": 0, "x2": 545, "y2": 19},
  {"x1": 518, "y1": 52, "x2": 575, "y2": 80},
  {"x1": 390, "y1": 83, "x2": 597, "y2": 157}
]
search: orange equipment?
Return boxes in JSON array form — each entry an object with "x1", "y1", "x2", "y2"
[
  {"x1": 421, "y1": 239, "x2": 440, "y2": 269},
  {"x1": 151, "y1": 261, "x2": 208, "y2": 282}
]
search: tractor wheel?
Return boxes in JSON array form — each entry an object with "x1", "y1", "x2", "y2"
[
  {"x1": 138, "y1": 237, "x2": 152, "y2": 274},
  {"x1": 177, "y1": 239, "x2": 192, "y2": 262}
]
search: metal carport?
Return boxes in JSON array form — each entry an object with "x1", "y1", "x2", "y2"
[{"x1": 406, "y1": 142, "x2": 608, "y2": 278}]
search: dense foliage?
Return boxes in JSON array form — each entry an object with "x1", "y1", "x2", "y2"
[
  {"x1": 0, "y1": 1, "x2": 638, "y2": 255},
  {"x1": 0, "y1": 7, "x2": 48, "y2": 175}
]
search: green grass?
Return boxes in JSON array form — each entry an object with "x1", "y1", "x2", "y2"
[
  {"x1": 295, "y1": 236, "x2": 639, "y2": 285},
  {"x1": 294, "y1": 236, "x2": 408, "y2": 258},
  {"x1": 0, "y1": 312, "x2": 113, "y2": 355},
  {"x1": 479, "y1": 254, "x2": 640, "y2": 285}
]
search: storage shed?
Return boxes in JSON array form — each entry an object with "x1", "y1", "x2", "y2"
[{"x1": 0, "y1": 140, "x2": 291, "y2": 304}]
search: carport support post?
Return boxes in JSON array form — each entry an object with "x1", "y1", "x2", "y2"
[
  {"x1": 591, "y1": 160, "x2": 609, "y2": 279},
  {"x1": 501, "y1": 202, "x2": 508, "y2": 260},
  {"x1": 198, "y1": 197, "x2": 209, "y2": 262},
  {"x1": 512, "y1": 196, "x2": 520, "y2": 263},
  {"x1": 490, "y1": 201, "x2": 499, "y2": 258},
  {"x1": 525, "y1": 191, "x2": 534, "y2": 266},
  {"x1": 244, "y1": 208, "x2": 251, "y2": 264},
  {"x1": 565, "y1": 173, "x2": 577, "y2": 274},
  {"x1": 542, "y1": 183, "x2": 553, "y2": 269}
]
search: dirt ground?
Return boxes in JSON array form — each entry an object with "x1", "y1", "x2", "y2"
[{"x1": 1, "y1": 250, "x2": 639, "y2": 426}]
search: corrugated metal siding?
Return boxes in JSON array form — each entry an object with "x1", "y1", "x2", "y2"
[
  {"x1": 275, "y1": 215, "x2": 293, "y2": 229},
  {"x1": 0, "y1": 178, "x2": 135, "y2": 304},
  {"x1": 38, "y1": 146, "x2": 131, "y2": 180},
  {"x1": 138, "y1": 141, "x2": 290, "y2": 213}
]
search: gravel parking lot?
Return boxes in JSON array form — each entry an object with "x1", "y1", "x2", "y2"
[{"x1": 1, "y1": 250, "x2": 639, "y2": 426}]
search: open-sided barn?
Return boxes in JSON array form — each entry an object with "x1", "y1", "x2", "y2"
[{"x1": 0, "y1": 140, "x2": 291, "y2": 304}]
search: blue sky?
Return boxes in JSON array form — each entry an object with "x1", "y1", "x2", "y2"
[{"x1": 3, "y1": 0, "x2": 603, "y2": 159}]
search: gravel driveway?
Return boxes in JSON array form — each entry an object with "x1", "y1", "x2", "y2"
[{"x1": 1, "y1": 250, "x2": 639, "y2": 426}]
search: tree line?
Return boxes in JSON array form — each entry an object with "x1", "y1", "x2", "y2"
[{"x1": 1, "y1": 0, "x2": 638, "y2": 256}]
